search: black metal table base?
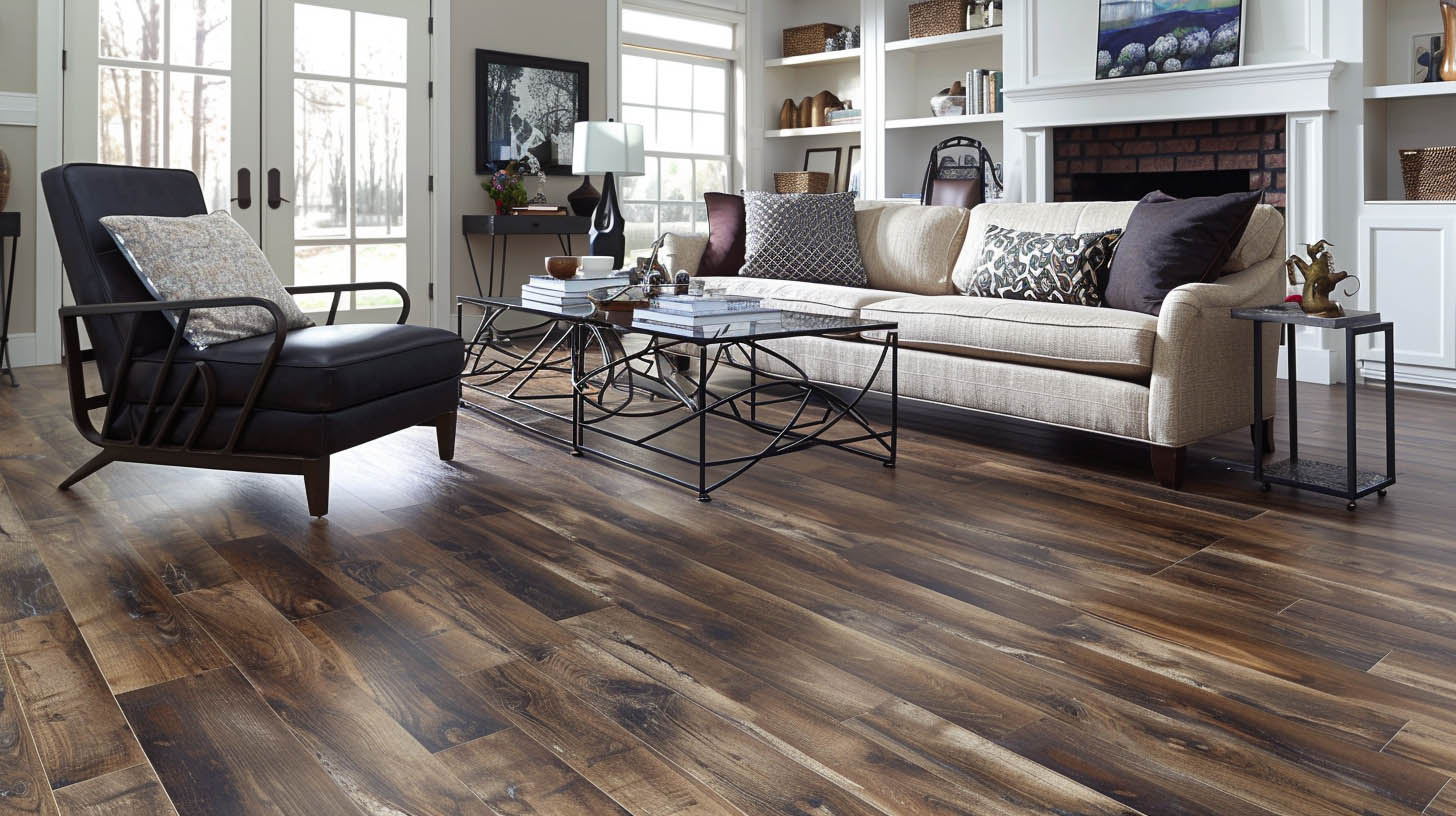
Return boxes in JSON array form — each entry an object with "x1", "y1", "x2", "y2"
[
  {"x1": 456, "y1": 303, "x2": 898, "y2": 501},
  {"x1": 1220, "y1": 318, "x2": 1395, "y2": 510},
  {"x1": 462, "y1": 218, "x2": 579, "y2": 346},
  {"x1": 0, "y1": 215, "x2": 20, "y2": 387}
]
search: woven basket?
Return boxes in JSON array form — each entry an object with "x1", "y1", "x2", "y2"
[
  {"x1": 1400, "y1": 147, "x2": 1456, "y2": 200},
  {"x1": 774, "y1": 172, "x2": 831, "y2": 194},
  {"x1": 908, "y1": 0, "x2": 968, "y2": 39},
  {"x1": 783, "y1": 23, "x2": 843, "y2": 58}
]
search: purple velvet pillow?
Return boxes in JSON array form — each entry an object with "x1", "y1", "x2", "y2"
[{"x1": 698, "y1": 192, "x2": 746, "y2": 276}]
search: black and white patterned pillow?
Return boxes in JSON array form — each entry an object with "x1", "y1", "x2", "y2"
[
  {"x1": 968, "y1": 226, "x2": 1123, "y2": 306},
  {"x1": 740, "y1": 191, "x2": 868, "y2": 287}
]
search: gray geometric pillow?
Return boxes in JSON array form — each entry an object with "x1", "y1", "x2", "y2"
[
  {"x1": 101, "y1": 211, "x2": 314, "y2": 350},
  {"x1": 968, "y1": 226, "x2": 1122, "y2": 307},
  {"x1": 740, "y1": 191, "x2": 868, "y2": 287}
]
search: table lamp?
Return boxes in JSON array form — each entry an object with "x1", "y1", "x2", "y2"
[{"x1": 571, "y1": 120, "x2": 644, "y2": 268}]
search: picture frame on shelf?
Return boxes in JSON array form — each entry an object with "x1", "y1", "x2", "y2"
[
  {"x1": 1094, "y1": 0, "x2": 1245, "y2": 81},
  {"x1": 1413, "y1": 32, "x2": 1445, "y2": 82},
  {"x1": 804, "y1": 147, "x2": 843, "y2": 191},
  {"x1": 476, "y1": 49, "x2": 589, "y2": 175},
  {"x1": 843, "y1": 145, "x2": 862, "y2": 195}
]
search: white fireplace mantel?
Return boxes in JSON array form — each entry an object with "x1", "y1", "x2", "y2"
[{"x1": 1004, "y1": 60, "x2": 1344, "y2": 129}]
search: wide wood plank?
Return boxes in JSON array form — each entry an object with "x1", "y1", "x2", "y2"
[
  {"x1": 210, "y1": 535, "x2": 357, "y2": 620},
  {"x1": 118, "y1": 667, "x2": 364, "y2": 816},
  {"x1": 0, "y1": 483, "x2": 62, "y2": 625},
  {"x1": 436, "y1": 729, "x2": 631, "y2": 816},
  {"x1": 50, "y1": 764, "x2": 178, "y2": 816},
  {"x1": 25, "y1": 518, "x2": 226, "y2": 695},
  {"x1": 0, "y1": 613, "x2": 146, "y2": 789},
  {"x1": 178, "y1": 582, "x2": 493, "y2": 816},
  {"x1": 296, "y1": 604, "x2": 509, "y2": 753},
  {"x1": 105, "y1": 495, "x2": 236, "y2": 595},
  {"x1": 0, "y1": 645, "x2": 59, "y2": 815}
]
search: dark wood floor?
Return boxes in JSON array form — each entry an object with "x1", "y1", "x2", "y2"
[{"x1": 2, "y1": 361, "x2": 1454, "y2": 815}]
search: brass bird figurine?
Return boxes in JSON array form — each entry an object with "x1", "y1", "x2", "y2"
[{"x1": 1285, "y1": 239, "x2": 1351, "y2": 318}]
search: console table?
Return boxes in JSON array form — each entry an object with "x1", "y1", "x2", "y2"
[
  {"x1": 461, "y1": 214, "x2": 591, "y2": 298},
  {"x1": 1230, "y1": 304, "x2": 1394, "y2": 510},
  {"x1": 0, "y1": 212, "x2": 19, "y2": 386}
]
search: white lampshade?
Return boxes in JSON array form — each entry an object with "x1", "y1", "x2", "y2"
[{"x1": 571, "y1": 121, "x2": 645, "y2": 177}]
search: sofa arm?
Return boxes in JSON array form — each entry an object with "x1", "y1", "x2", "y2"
[{"x1": 1148, "y1": 257, "x2": 1284, "y2": 447}]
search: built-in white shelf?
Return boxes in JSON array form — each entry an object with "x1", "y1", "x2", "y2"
[
  {"x1": 885, "y1": 112, "x2": 1004, "y2": 130},
  {"x1": 1365, "y1": 82, "x2": 1456, "y2": 100},
  {"x1": 1364, "y1": 199, "x2": 1456, "y2": 206},
  {"x1": 765, "y1": 123, "x2": 863, "y2": 138},
  {"x1": 884, "y1": 27, "x2": 1003, "y2": 54},
  {"x1": 765, "y1": 48, "x2": 862, "y2": 69}
]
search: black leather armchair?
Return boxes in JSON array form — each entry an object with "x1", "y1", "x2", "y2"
[{"x1": 42, "y1": 163, "x2": 464, "y2": 516}]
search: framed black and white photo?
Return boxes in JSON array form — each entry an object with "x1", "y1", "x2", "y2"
[
  {"x1": 843, "y1": 145, "x2": 863, "y2": 195},
  {"x1": 476, "y1": 50, "x2": 589, "y2": 175},
  {"x1": 804, "y1": 147, "x2": 842, "y2": 191}
]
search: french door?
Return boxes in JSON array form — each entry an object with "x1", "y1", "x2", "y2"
[{"x1": 63, "y1": 0, "x2": 431, "y2": 324}]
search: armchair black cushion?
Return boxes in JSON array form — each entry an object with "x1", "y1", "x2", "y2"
[{"x1": 42, "y1": 163, "x2": 464, "y2": 515}]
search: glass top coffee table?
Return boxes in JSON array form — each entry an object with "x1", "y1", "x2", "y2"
[{"x1": 456, "y1": 295, "x2": 899, "y2": 501}]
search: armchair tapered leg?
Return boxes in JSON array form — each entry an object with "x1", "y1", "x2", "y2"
[
  {"x1": 302, "y1": 457, "x2": 330, "y2": 517},
  {"x1": 434, "y1": 411, "x2": 457, "y2": 461},
  {"x1": 58, "y1": 450, "x2": 118, "y2": 491}
]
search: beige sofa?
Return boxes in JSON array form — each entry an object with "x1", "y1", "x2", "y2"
[{"x1": 697, "y1": 200, "x2": 1286, "y2": 487}]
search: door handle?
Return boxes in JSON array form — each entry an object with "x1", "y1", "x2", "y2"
[
  {"x1": 267, "y1": 168, "x2": 291, "y2": 209},
  {"x1": 231, "y1": 167, "x2": 252, "y2": 209}
]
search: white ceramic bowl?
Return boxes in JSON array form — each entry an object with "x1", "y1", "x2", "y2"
[{"x1": 578, "y1": 255, "x2": 615, "y2": 274}]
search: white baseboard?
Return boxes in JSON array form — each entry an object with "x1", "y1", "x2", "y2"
[
  {"x1": 5, "y1": 332, "x2": 37, "y2": 369},
  {"x1": 1359, "y1": 361, "x2": 1456, "y2": 391}
]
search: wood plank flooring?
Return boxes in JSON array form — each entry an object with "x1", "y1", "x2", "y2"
[{"x1": 1, "y1": 362, "x2": 1454, "y2": 814}]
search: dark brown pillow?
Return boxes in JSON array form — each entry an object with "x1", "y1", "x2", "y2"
[
  {"x1": 698, "y1": 192, "x2": 746, "y2": 276},
  {"x1": 1105, "y1": 189, "x2": 1262, "y2": 315}
]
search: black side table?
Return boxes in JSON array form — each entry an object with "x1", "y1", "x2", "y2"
[
  {"x1": 0, "y1": 212, "x2": 19, "y2": 386},
  {"x1": 461, "y1": 214, "x2": 591, "y2": 298},
  {"x1": 1230, "y1": 304, "x2": 1394, "y2": 510}
]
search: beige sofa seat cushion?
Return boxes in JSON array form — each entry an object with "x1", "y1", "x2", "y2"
[
  {"x1": 854, "y1": 203, "x2": 969, "y2": 295},
  {"x1": 952, "y1": 201, "x2": 1286, "y2": 294},
  {"x1": 759, "y1": 336, "x2": 1151, "y2": 441},
  {"x1": 860, "y1": 295, "x2": 1159, "y2": 380},
  {"x1": 695, "y1": 276, "x2": 901, "y2": 318}
]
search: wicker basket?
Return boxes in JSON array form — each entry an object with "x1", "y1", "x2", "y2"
[
  {"x1": 783, "y1": 23, "x2": 843, "y2": 58},
  {"x1": 1400, "y1": 147, "x2": 1456, "y2": 200},
  {"x1": 774, "y1": 172, "x2": 832, "y2": 194},
  {"x1": 908, "y1": 0, "x2": 968, "y2": 38}
]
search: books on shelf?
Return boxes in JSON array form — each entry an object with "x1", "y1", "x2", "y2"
[
  {"x1": 826, "y1": 108, "x2": 863, "y2": 125},
  {"x1": 964, "y1": 69, "x2": 1004, "y2": 115},
  {"x1": 525, "y1": 274, "x2": 614, "y2": 293}
]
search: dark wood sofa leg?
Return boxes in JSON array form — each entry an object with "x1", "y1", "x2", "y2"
[
  {"x1": 1251, "y1": 418, "x2": 1275, "y2": 454},
  {"x1": 1149, "y1": 445, "x2": 1187, "y2": 490},
  {"x1": 303, "y1": 457, "x2": 330, "y2": 517},
  {"x1": 435, "y1": 411, "x2": 457, "y2": 461},
  {"x1": 58, "y1": 449, "x2": 118, "y2": 491}
]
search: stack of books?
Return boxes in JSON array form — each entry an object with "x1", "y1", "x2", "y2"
[
  {"x1": 965, "y1": 69, "x2": 1004, "y2": 115},
  {"x1": 520, "y1": 272, "x2": 613, "y2": 309},
  {"x1": 632, "y1": 294, "x2": 783, "y2": 332},
  {"x1": 827, "y1": 107, "x2": 862, "y2": 126}
]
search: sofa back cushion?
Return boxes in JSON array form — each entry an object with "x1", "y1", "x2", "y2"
[
  {"x1": 855, "y1": 202, "x2": 970, "y2": 296},
  {"x1": 951, "y1": 200, "x2": 1285, "y2": 295}
]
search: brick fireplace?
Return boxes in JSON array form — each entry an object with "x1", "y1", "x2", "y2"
[{"x1": 1052, "y1": 116, "x2": 1286, "y2": 208}]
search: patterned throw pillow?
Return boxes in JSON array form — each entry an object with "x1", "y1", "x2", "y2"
[
  {"x1": 967, "y1": 226, "x2": 1123, "y2": 307},
  {"x1": 101, "y1": 211, "x2": 314, "y2": 350},
  {"x1": 740, "y1": 191, "x2": 868, "y2": 287}
]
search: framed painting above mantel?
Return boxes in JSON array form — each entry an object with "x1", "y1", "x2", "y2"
[
  {"x1": 476, "y1": 49, "x2": 589, "y2": 175},
  {"x1": 1095, "y1": 0, "x2": 1245, "y2": 81}
]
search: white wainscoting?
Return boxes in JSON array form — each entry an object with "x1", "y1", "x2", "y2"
[{"x1": 0, "y1": 92, "x2": 38, "y2": 127}]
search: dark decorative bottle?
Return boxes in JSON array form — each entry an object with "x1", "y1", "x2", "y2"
[{"x1": 568, "y1": 177, "x2": 600, "y2": 217}]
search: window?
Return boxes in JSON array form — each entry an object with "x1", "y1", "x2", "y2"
[{"x1": 618, "y1": 8, "x2": 737, "y2": 257}]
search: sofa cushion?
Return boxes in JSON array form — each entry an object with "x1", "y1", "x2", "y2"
[
  {"x1": 697, "y1": 276, "x2": 900, "y2": 318},
  {"x1": 699, "y1": 192, "x2": 746, "y2": 276},
  {"x1": 662, "y1": 232, "x2": 709, "y2": 276},
  {"x1": 1226, "y1": 203, "x2": 1284, "y2": 270},
  {"x1": 1105, "y1": 189, "x2": 1262, "y2": 315},
  {"x1": 860, "y1": 295, "x2": 1158, "y2": 380},
  {"x1": 967, "y1": 226, "x2": 1121, "y2": 306},
  {"x1": 741, "y1": 191, "x2": 868, "y2": 287},
  {"x1": 854, "y1": 203, "x2": 969, "y2": 295}
]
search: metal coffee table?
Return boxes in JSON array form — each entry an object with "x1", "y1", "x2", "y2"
[{"x1": 456, "y1": 295, "x2": 899, "y2": 501}]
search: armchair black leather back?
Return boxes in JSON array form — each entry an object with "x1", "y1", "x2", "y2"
[{"x1": 42, "y1": 163, "x2": 208, "y2": 388}]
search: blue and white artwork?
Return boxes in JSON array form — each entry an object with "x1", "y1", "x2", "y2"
[{"x1": 1095, "y1": 0, "x2": 1244, "y2": 80}]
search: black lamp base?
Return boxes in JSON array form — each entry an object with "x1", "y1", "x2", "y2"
[{"x1": 589, "y1": 171, "x2": 626, "y2": 269}]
